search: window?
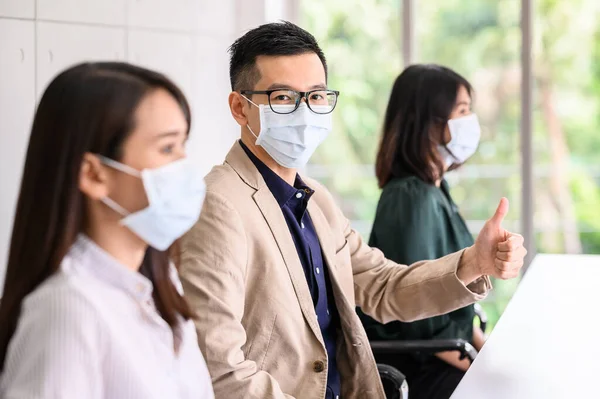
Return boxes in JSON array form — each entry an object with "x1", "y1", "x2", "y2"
[
  {"x1": 416, "y1": 0, "x2": 522, "y2": 329},
  {"x1": 302, "y1": 0, "x2": 600, "y2": 331},
  {"x1": 301, "y1": 0, "x2": 401, "y2": 238}
]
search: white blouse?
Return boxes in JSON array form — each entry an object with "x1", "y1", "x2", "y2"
[{"x1": 0, "y1": 234, "x2": 214, "y2": 399}]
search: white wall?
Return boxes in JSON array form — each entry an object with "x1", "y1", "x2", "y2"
[{"x1": 0, "y1": 0, "x2": 299, "y2": 292}]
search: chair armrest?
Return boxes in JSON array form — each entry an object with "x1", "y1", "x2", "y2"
[
  {"x1": 474, "y1": 303, "x2": 488, "y2": 333},
  {"x1": 377, "y1": 364, "x2": 409, "y2": 399},
  {"x1": 369, "y1": 339, "x2": 479, "y2": 362}
]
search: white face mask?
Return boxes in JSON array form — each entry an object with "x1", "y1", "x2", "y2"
[
  {"x1": 98, "y1": 156, "x2": 206, "y2": 251},
  {"x1": 244, "y1": 97, "x2": 332, "y2": 169},
  {"x1": 439, "y1": 113, "x2": 481, "y2": 168}
]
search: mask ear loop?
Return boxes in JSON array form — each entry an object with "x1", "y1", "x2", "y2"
[
  {"x1": 246, "y1": 124, "x2": 259, "y2": 139},
  {"x1": 241, "y1": 94, "x2": 261, "y2": 140},
  {"x1": 95, "y1": 155, "x2": 141, "y2": 217},
  {"x1": 96, "y1": 155, "x2": 142, "y2": 177},
  {"x1": 100, "y1": 196, "x2": 130, "y2": 217},
  {"x1": 241, "y1": 94, "x2": 259, "y2": 108}
]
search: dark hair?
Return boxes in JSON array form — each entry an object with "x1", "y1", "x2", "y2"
[
  {"x1": 375, "y1": 64, "x2": 473, "y2": 188},
  {"x1": 0, "y1": 62, "x2": 195, "y2": 369},
  {"x1": 228, "y1": 21, "x2": 328, "y2": 90}
]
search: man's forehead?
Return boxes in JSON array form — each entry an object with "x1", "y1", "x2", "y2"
[{"x1": 254, "y1": 54, "x2": 326, "y2": 90}]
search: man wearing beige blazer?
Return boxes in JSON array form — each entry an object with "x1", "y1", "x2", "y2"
[{"x1": 180, "y1": 22, "x2": 527, "y2": 399}]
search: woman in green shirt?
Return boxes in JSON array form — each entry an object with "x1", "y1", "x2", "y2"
[{"x1": 358, "y1": 64, "x2": 486, "y2": 399}]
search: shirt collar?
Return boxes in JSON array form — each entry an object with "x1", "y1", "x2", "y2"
[
  {"x1": 239, "y1": 140, "x2": 314, "y2": 207},
  {"x1": 67, "y1": 234, "x2": 154, "y2": 302},
  {"x1": 439, "y1": 179, "x2": 460, "y2": 212}
]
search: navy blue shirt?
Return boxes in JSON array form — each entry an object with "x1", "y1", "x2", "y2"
[{"x1": 240, "y1": 142, "x2": 341, "y2": 399}]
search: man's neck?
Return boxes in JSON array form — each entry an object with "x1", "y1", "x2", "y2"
[{"x1": 240, "y1": 135, "x2": 297, "y2": 186}]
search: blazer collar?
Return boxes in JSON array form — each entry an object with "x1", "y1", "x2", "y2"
[{"x1": 224, "y1": 141, "x2": 265, "y2": 191}]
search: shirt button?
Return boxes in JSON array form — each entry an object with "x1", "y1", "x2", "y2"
[
  {"x1": 296, "y1": 192, "x2": 303, "y2": 199},
  {"x1": 327, "y1": 309, "x2": 330, "y2": 315},
  {"x1": 316, "y1": 267, "x2": 320, "y2": 274},
  {"x1": 313, "y1": 360, "x2": 325, "y2": 373}
]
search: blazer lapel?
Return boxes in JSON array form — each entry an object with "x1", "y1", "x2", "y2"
[
  {"x1": 307, "y1": 201, "x2": 355, "y2": 313},
  {"x1": 252, "y1": 188, "x2": 324, "y2": 343},
  {"x1": 226, "y1": 141, "x2": 324, "y2": 343}
]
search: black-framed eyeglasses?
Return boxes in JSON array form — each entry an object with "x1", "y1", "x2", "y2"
[{"x1": 240, "y1": 89, "x2": 340, "y2": 115}]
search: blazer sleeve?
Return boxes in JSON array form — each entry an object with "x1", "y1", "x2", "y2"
[
  {"x1": 337, "y1": 192, "x2": 492, "y2": 324},
  {"x1": 365, "y1": 183, "x2": 473, "y2": 341},
  {"x1": 179, "y1": 191, "x2": 295, "y2": 399}
]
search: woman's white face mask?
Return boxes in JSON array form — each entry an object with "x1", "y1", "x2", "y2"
[
  {"x1": 99, "y1": 156, "x2": 206, "y2": 251},
  {"x1": 438, "y1": 113, "x2": 481, "y2": 168}
]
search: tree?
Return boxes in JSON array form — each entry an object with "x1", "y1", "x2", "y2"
[{"x1": 301, "y1": 0, "x2": 600, "y2": 329}]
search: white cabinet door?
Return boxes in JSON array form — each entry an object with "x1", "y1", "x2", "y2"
[
  {"x1": 127, "y1": 30, "x2": 193, "y2": 100},
  {"x1": 0, "y1": 0, "x2": 34, "y2": 19},
  {"x1": 127, "y1": 0, "x2": 198, "y2": 32},
  {"x1": 188, "y1": 36, "x2": 237, "y2": 174},
  {"x1": 37, "y1": 0, "x2": 126, "y2": 26},
  {"x1": 0, "y1": 19, "x2": 35, "y2": 292},
  {"x1": 37, "y1": 22, "x2": 126, "y2": 98}
]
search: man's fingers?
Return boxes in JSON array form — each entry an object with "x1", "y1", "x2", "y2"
[
  {"x1": 497, "y1": 233, "x2": 524, "y2": 252},
  {"x1": 489, "y1": 197, "x2": 509, "y2": 227},
  {"x1": 493, "y1": 232, "x2": 526, "y2": 280},
  {"x1": 494, "y1": 258, "x2": 513, "y2": 272},
  {"x1": 494, "y1": 259, "x2": 523, "y2": 279},
  {"x1": 496, "y1": 245, "x2": 528, "y2": 262}
]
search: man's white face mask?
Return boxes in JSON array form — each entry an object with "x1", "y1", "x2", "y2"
[{"x1": 244, "y1": 97, "x2": 333, "y2": 169}]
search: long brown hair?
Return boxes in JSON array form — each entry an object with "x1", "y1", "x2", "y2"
[
  {"x1": 375, "y1": 64, "x2": 473, "y2": 188},
  {"x1": 0, "y1": 62, "x2": 195, "y2": 369}
]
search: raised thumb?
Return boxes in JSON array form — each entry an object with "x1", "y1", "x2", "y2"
[{"x1": 489, "y1": 197, "x2": 509, "y2": 226}]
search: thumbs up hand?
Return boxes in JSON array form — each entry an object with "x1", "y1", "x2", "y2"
[{"x1": 458, "y1": 198, "x2": 527, "y2": 284}]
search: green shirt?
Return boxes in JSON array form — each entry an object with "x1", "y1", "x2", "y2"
[{"x1": 358, "y1": 175, "x2": 475, "y2": 353}]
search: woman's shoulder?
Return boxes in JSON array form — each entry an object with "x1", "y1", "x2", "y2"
[
  {"x1": 19, "y1": 250, "x2": 115, "y2": 330},
  {"x1": 381, "y1": 176, "x2": 440, "y2": 203},
  {"x1": 20, "y1": 269, "x2": 102, "y2": 324}
]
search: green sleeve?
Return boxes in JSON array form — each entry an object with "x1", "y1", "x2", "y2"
[{"x1": 360, "y1": 179, "x2": 473, "y2": 343}]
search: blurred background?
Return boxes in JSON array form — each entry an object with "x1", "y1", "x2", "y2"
[
  {"x1": 300, "y1": 0, "x2": 600, "y2": 330},
  {"x1": 1, "y1": 0, "x2": 599, "y2": 330}
]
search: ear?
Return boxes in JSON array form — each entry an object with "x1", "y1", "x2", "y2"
[
  {"x1": 79, "y1": 153, "x2": 110, "y2": 200},
  {"x1": 229, "y1": 91, "x2": 249, "y2": 127}
]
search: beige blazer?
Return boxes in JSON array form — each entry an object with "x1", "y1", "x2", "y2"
[{"x1": 180, "y1": 142, "x2": 491, "y2": 399}]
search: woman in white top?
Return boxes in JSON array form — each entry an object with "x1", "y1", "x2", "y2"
[{"x1": 0, "y1": 62, "x2": 214, "y2": 399}]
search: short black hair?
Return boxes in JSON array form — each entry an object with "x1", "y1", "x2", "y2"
[
  {"x1": 375, "y1": 64, "x2": 473, "y2": 187},
  {"x1": 228, "y1": 21, "x2": 328, "y2": 91}
]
